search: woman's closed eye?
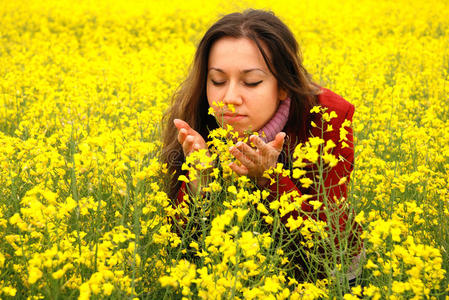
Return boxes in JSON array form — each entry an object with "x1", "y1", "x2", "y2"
[
  {"x1": 210, "y1": 79, "x2": 263, "y2": 87},
  {"x1": 245, "y1": 80, "x2": 262, "y2": 87},
  {"x1": 211, "y1": 79, "x2": 225, "y2": 86}
]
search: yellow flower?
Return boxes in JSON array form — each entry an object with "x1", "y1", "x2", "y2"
[
  {"x1": 52, "y1": 269, "x2": 65, "y2": 279},
  {"x1": 1, "y1": 286, "x2": 17, "y2": 297},
  {"x1": 28, "y1": 267, "x2": 43, "y2": 284},
  {"x1": 102, "y1": 282, "x2": 114, "y2": 296},
  {"x1": 309, "y1": 200, "x2": 323, "y2": 210},
  {"x1": 285, "y1": 216, "x2": 303, "y2": 231},
  {"x1": 189, "y1": 241, "x2": 199, "y2": 250},
  {"x1": 79, "y1": 282, "x2": 91, "y2": 300},
  {"x1": 257, "y1": 202, "x2": 269, "y2": 214},
  {"x1": 351, "y1": 285, "x2": 362, "y2": 296},
  {"x1": 292, "y1": 168, "x2": 306, "y2": 179},
  {"x1": 159, "y1": 275, "x2": 178, "y2": 288},
  {"x1": 300, "y1": 177, "x2": 314, "y2": 188},
  {"x1": 355, "y1": 211, "x2": 365, "y2": 223},
  {"x1": 263, "y1": 215, "x2": 273, "y2": 225},
  {"x1": 227, "y1": 185, "x2": 237, "y2": 195},
  {"x1": 178, "y1": 175, "x2": 189, "y2": 183},
  {"x1": 310, "y1": 105, "x2": 322, "y2": 113},
  {"x1": 338, "y1": 176, "x2": 347, "y2": 185},
  {"x1": 263, "y1": 276, "x2": 282, "y2": 293}
]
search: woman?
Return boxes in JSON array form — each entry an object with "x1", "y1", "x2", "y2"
[{"x1": 161, "y1": 9, "x2": 362, "y2": 282}]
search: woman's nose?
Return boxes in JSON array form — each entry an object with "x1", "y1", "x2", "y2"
[{"x1": 222, "y1": 82, "x2": 243, "y2": 106}]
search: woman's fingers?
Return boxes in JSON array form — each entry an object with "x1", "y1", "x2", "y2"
[
  {"x1": 250, "y1": 135, "x2": 270, "y2": 156},
  {"x1": 251, "y1": 133, "x2": 285, "y2": 154},
  {"x1": 250, "y1": 135, "x2": 273, "y2": 157},
  {"x1": 177, "y1": 128, "x2": 187, "y2": 144},
  {"x1": 174, "y1": 119, "x2": 200, "y2": 138},
  {"x1": 229, "y1": 162, "x2": 249, "y2": 176},
  {"x1": 175, "y1": 119, "x2": 190, "y2": 144},
  {"x1": 228, "y1": 134, "x2": 286, "y2": 178},
  {"x1": 175, "y1": 118, "x2": 285, "y2": 176},
  {"x1": 174, "y1": 119, "x2": 208, "y2": 156},
  {"x1": 175, "y1": 119, "x2": 206, "y2": 143},
  {"x1": 183, "y1": 135, "x2": 194, "y2": 153},
  {"x1": 175, "y1": 119, "x2": 193, "y2": 138},
  {"x1": 173, "y1": 118, "x2": 191, "y2": 131},
  {"x1": 230, "y1": 144, "x2": 256, "y2": 168},
  {"x1": 234, "y1": 141, "x2": 260, "y2": 162},
  {"x1": 269, "y1": 132, "x2": 286, "y2": 152}
]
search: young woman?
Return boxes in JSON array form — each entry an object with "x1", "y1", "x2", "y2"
[{"x1": 161, "y1": 9, "x2": 362, "y2": 281}]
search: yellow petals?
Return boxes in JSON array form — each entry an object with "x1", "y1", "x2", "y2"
[
  {"x1": 263, "y1": 215, "x2": 273, "y2": 225},
  {"x1": 257, "y1": 202, "x2": 269, "y2": 214},
  {"x1": 178, "y1": 175, "x2": 190, "y2": 183},
  {"x1": 286, "y1": 216, "x2": 303, "y2": 231},
  {"x1": 300, "y1": 177, "x2": 314, "y2": 188},
  {"x1": 310, "y1": 105, "x2": 322, "y2": 113},
  {"x1": 227, "y1": 185, "x2": 237, "y2": 195},
  {"x1": 338, "y1": 176, "x2": 347, "y2": 185},
  {"x1": 292, "y1": 168, "x2": 306, "y2": 179},
  {"x1": 309, "y1": 200, "x2": 323, "y2": 210},
  {"x1": 28, "y1": 267, "x2": 43, "y2": 284},
  {"x1": 189, "y1": 241, "x2": 199, "y2": 250}
]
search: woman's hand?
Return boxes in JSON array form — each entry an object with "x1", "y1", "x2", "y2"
[
  {"x1": 174, "y1": 119, "x2": 207, "y2": 156},
  {"x1": 229, "y1": 132, "x2": 286, "y2": 186},
  {"x1": 174, "y1": 119, "x2": 210, "y2": 194}
]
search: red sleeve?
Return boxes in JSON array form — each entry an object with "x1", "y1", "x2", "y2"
[
  {"x1": 176, "y1": 181, "x2": 188, "y2": 206},
  {"x1": 318, "y1": 102, "x2": 355, "y2": 230}
]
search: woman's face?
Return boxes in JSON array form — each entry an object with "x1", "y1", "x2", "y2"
[{"x1": 207, "y1": 37, "x2": 287, "y2": 134}]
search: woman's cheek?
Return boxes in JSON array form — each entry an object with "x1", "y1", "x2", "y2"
[{"x1": 208, "y1": 87, "x2": 224, "y2": 104}]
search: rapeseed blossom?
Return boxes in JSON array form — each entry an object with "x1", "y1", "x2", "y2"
[{"x1": 1, "y1": 0, "x2": 448, "y2": 298}]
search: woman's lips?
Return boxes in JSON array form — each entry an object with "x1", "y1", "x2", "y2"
[{"x1": 221, "y1": 113, "x2": 246, "y2": 122}]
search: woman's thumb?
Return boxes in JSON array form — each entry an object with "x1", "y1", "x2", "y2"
[
  {"x1": 272, "y1": 132, "x2": 286, "y2": 151},
  {"x1": 174, "y1": 119, "x2": 191, "y2": 131}
]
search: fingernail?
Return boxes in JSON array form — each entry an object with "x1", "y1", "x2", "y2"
[{"x1": 236, "y1": 142, "x2": 242, "y2": 147}]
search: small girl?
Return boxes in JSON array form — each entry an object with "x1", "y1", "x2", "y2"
[{"x1": 161, "y1": 9, "x2": 362, "y2": 282}]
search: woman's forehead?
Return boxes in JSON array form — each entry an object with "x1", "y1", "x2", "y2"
[{"x1": 208, "y1": 37, "x2": 271, "y2": 72}]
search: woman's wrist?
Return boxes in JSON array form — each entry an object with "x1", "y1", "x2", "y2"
[
  {"x1": 187, "y1": 169, "x2": 213, "y2": 195},
  {"x1": 255, "y1": 176, "x2": 271, "y2": 188}
]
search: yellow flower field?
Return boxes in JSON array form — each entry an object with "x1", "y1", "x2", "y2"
[{"x1": 1, "y1": 0, "x2": 448, "y2": 298}]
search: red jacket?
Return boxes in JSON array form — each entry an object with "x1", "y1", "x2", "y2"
[
  {"x1": 271, "y1": 87, "x2": 355, "y2": 226},
  {"x1": 176, "y1": 87, "x2": 360, "y2": 250}
]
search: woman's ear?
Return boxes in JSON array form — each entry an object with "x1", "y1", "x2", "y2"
[{"x1": 279, "y1": 88, "x2": 288, "y2": 101}]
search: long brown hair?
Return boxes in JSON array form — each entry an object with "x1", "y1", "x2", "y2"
[{"x1": 161, "y1": 9, "x2": 321, "y2": 200}]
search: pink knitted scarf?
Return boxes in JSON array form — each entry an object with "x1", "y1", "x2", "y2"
[{"x1": 257, "y1": 97, "x2": 291, "y2": 142}]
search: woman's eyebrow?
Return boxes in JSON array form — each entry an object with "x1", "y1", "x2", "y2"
[
  {"x1": 208, "y1": 67, "x2": 267, "y2": 74},
  {"x1": 242, "y1": 68, "x2": 267, "y2": 74}
]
